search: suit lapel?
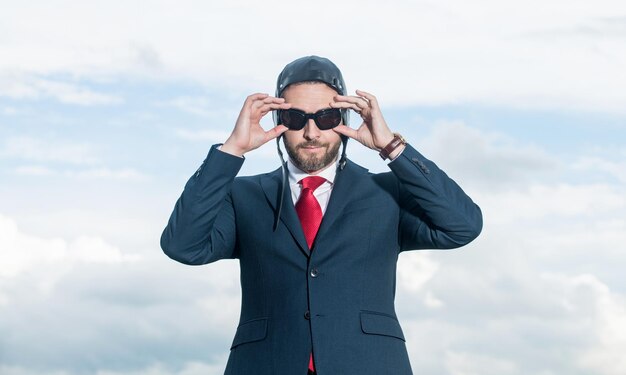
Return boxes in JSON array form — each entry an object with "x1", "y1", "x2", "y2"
[
  {"x1": 260, "y1": 168, "x2": 310, "y2": 257},
  {"x1": 315, "y1": 160, "x2": 368, "y2": 242},
  {"x1": 260, "y1": 160, "x2": 369, "y2": 257}
]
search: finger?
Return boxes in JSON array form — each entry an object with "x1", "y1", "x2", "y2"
[
  {"x1": 264, "y1": 125, "x2": 288, "y2": 141},
  {"x1": 244, "y1": 93, "x2": 269, "y2": 110},
  {"x1": 258, "y1": 102, "x2": 291, "y2": 114},
  {"x1": 262, "y1": 96, "x2": 286, "y2": 104},
  {"x1": 253, "y1": 97, "x2": 288, "y2": 110},
  {"x1": 329, "y1": 101, "x2": 361, "y2": 112},
  {"x1": 332, "y1": 124, "x2": 358, "y2": 139},
  {"x1": 333, "y1": 95, "x2": 370, "y2": 110},
  {"x1": 246, "y1": 93, "x2": 269, "y2": 104},
  {"x1": 355, "y1": 90, "x2": 379, "y2": 108},
  {"x1": 333, "y1": 94, "x2": 368, "y2": 104},
  {"x1": 259, "y1": 105, "x2": 291, "y2": 119}
]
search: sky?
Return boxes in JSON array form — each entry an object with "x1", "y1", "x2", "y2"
[{"x1": 1, "y1": 1, "x2": 625, "y2": 374}]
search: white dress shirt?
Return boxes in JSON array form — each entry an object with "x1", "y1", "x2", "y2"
[{"x1": 287, "y1": 158, "x2": 337, "y2": 215}]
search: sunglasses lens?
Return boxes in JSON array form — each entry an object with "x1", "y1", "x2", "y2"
[
  {"x1": 315, "y1": 109, "x2": 342, "y2": 130},
  {"x1": 280, "y1": 109, "x2": 306, "y2": 130}
]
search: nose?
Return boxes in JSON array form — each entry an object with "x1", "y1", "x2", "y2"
[{"x1": 303, "y1": 119, "x2": 321, "y2": 141}]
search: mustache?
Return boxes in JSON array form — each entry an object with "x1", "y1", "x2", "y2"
[{"x1": 297, "y1": 141, "x2": 328, "y2": 149}]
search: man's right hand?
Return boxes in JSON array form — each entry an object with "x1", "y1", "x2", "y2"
[{"x1": 221, "y1": 93, "x2": 292, "y2": 157}]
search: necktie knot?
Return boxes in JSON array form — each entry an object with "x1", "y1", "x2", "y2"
[{"x1": 300, "y1": 176, "x2": 326, "y2": 192}]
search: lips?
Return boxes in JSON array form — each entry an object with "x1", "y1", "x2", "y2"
[
  {"x1": 300, "y1": 146, "x2": 323, "y2": 153},
  {"x1": 298, "y1": 142, "x2": 326, "y2": 150}
]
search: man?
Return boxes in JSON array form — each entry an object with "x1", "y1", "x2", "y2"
[{"x1": 161, "y1": 56, "x2": 482, "y2": 375}]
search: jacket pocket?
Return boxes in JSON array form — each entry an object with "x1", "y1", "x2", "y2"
[
  {"x1": 360, "y1": 311, "x2": 405, "y2": 341},
  {"x1": 230, "y1": 317, "x2": 268, "y2": 349}
]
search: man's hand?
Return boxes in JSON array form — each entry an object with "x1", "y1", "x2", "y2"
[
  {"x1": 330, "y1": 89, "x2": 396, "y2": 152},
  {"x1": 221, "y1": 93, "x2": 292, "y2": 157}
]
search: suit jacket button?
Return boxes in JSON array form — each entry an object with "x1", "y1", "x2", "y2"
[
  {"x1": 304, "y1": 310, "x2": 311, "y2": 320},
  {"x1": 310, "y1": 268, "x2": 319, "y2": 278}
]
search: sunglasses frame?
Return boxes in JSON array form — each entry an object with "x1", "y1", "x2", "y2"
[{"x1": 278, "y1": 107, "x2": 345, "y2": 131}]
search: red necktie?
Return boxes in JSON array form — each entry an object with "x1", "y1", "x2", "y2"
[
  {"x1": 295, "y1": 176, "x2": 326, "y2": 374},
  {"x1": 295, "y1": 176, "x2": 326, "y2": 249}
]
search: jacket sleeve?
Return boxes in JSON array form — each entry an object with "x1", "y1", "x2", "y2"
[
  {"x1": 160, "y1": 144, "x2": 244, "y2": 265},
  {"x1": 388, "y1": 144, "x2": 483, "y2": 251}
]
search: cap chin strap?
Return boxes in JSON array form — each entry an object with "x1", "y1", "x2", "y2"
[
  {"x1": 273, "y1": 135, "x2": 348, "y2": 231},
  {"x1": 338, "y1": 135, "x2": 348, "y2": 171},
  {"x1": 275, "y1": 136, "x2": 288, "y2": 231}
]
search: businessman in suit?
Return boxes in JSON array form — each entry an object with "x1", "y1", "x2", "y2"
[{"x1": 161, "y1": 56, "x2": 483, "y2": 374}]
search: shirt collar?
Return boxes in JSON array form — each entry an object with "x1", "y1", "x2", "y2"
[{"x1": 287, "y1": 157, "x2": 338, "y2": 186}]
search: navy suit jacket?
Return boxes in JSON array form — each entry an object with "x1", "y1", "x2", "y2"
[{"x1": 161, "y1": 144, "x2": 482, "y2": 375}]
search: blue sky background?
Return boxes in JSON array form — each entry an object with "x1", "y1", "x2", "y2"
[{"x1": 1, "y1": 1, "x2": 625, "y2": 374}]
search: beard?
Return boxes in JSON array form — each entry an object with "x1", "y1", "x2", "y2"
[{"x1": 284, "y1": 138, "x2": 341, "y2": 173}]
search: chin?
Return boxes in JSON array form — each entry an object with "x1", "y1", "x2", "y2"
[
  {"x1": 285, "y1": 139, "x2": 341, "y2": 173},
  {"x1": 296, "y1": 153, "x2": 338, "y2": 173}
]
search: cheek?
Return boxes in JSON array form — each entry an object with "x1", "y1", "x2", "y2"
[
  {"x1": 321, "y1": 131, "x2": 341, "y2": 144},
  {"x1": 283, "y1": 132, "x2": 303, "y2": 147},
  {"x1": 326, "y1": 136, "x2": 342, "y2": 149}
]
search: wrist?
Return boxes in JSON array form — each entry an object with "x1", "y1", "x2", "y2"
[
  {"x1": 375, "y1": 131, "x2": 395, "y2": 151},
  {"x1": 221, "y1": 139, "x2": 246, "y2": 157},
  {"x1": 379, "y1": 133, "x2": 406, "y2": 160},
  {"x1": 388, "y1": 144, "x2": 406, "y2": 160}
]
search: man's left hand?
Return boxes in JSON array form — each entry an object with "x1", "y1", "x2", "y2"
[{"x1": 330, "y1": 89, "x2": 395, "y2": 151}]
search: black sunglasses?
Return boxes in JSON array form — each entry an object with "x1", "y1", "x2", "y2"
[{"x1": 278, "y1": 108, "x2": 344, "y2": 130}]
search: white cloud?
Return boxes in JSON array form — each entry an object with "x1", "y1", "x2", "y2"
[
  {"x1": 572, "y1": 156, "x2": 626, "y2": 184},
  {"x1": 68, "y1": 167, "x2": 148, "y2": 181},
  {"x1": 0, "y1": 215, "x2": 66, "y2": 279},
  {"x1": 445, "y1": 351, "x2": 519, "y2": 375},
  {"x1": 0, "y1": 367, "x2": 72, "y2": 375},
  {"x1": 0, "y1": 213, "x2": 238, "y2": 372},
  {"x1": 542, "y1": 273, "x2": 626, "y2": 375},
  {"x1": 0, "y1": 214, "x2": 140, "y2": 280},
  {"x1": 0, "y1": 361, "x2": 227, "y2": 375},
  {"x1": 2, "y1": 136, "x2": 149, "y2": 181},
  {"x1": 69, "y1": 236, "x2": 141, "y2": 263},
  {"x1": 398, "y1": 252, "x2": 440, "y2": 293},
  {"x1": 175, "y1": 128, "x2": 232, "y2": 143},
  {"x1": 2, "y1": 209, "x2": 162, "y2": 251},
  {"x1": 2, "y1": 106, "x2": 19, "y2": 115},
  {"x1": 13, "y1": 165, "x2": 57, "y2": 176},
  {"x1": 37, "y1": 79, "x2": 121, "y2": 106},
  {"x1": 1, "y1": 1, "x2": 625, "y2": 112},
  {"x1": 165, "y1": 96, "x2": 235, "y2": 119},
  {"x1": 417, "y1": 121, "x2": 559, "y2": 191},
  {"x1": 0, "y1": 73, "x2": 122, "y2": 105},
  {"x1": 424, "y1": 291, "x2": 445, "y2": 309},
  {"x1": 95, "y1": 361, "x2": 227, "y2": 375},
  {"x1": 0, "y1": 212, "x2": 144, "y2": 311},
  {"x1": 1, "y1": 136, "x2": 99, "y2": 165},
  {"x1": 194, "y1": 263, "x2": 241, "y2": 330},
  {"x1": 476, "y1": 183, "x2": 625, "y2": 225},
  {"x1": 13, "y1": 164, "x2": 148, "y2": 181}
]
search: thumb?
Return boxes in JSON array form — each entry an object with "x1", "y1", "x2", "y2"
[
  {"x1": 333, "y1": 125, "x2": 358, "y2": 139},
  {"x1": 265, "y1": 124, "x2": 289, "y2": 142}
]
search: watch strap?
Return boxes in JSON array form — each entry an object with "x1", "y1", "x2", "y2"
[{"x1": 379, "y1": 133, "x2": 406, "y2": 160}]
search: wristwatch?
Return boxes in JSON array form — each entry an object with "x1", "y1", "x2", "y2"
[{"x1": 379, "y1": 133, "x2": 406, "y2": 160}]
